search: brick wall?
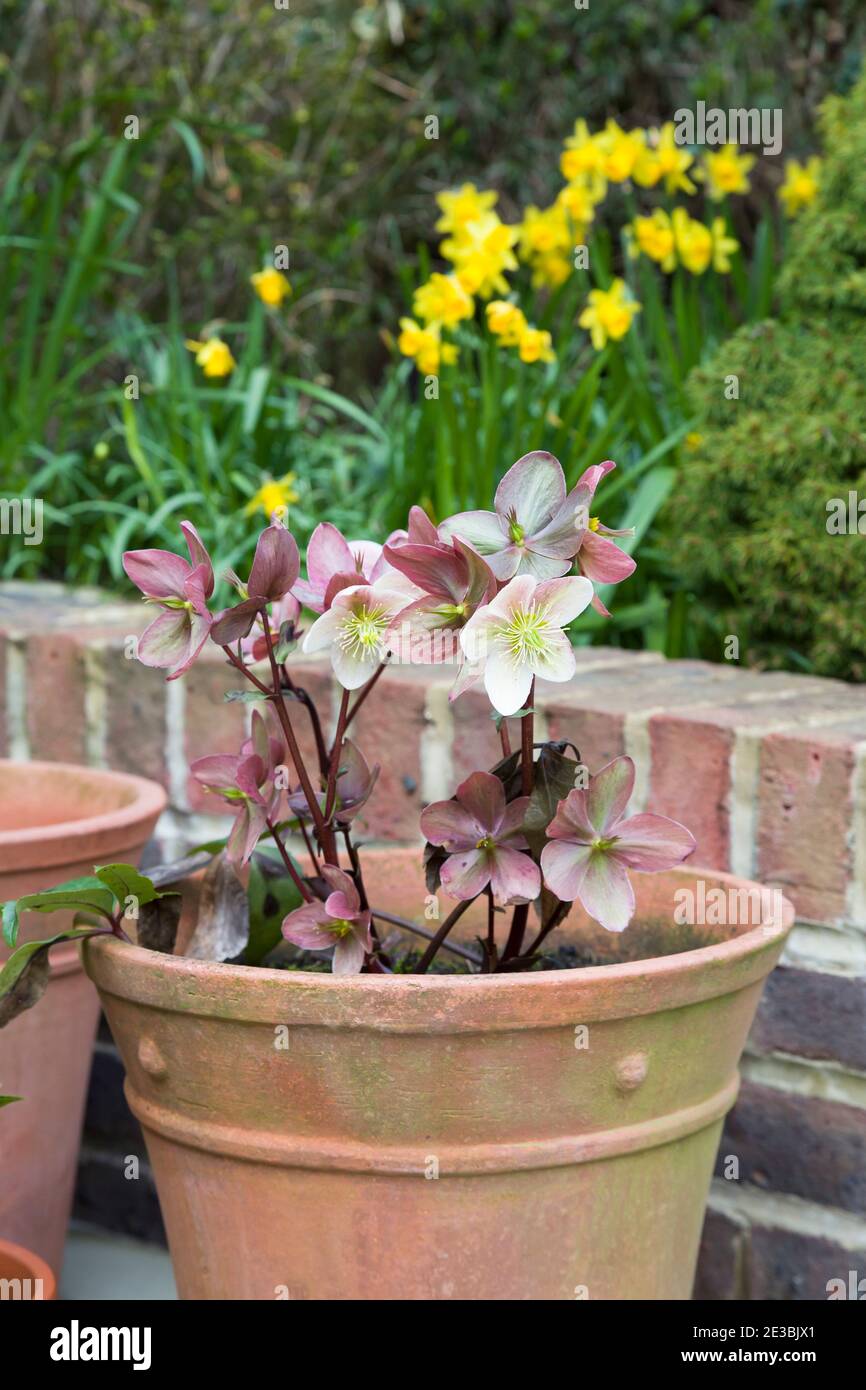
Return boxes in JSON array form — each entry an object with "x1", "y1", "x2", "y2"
[{"x1": 3, "y1": 581, "x2": 865, "y2": 1298}]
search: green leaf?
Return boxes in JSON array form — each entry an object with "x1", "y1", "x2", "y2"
[
  {"x1": 2, "y1": 900, "x2": 19, "y2": 948},
  {"x1": 0, "y1": 1093, "x2": 21, "y2": 1107},
  {"x1": 94, "y1": 863, "x2": 162, "y2": 913},
  {"x1": 245, "y1": 853, "x2": 303, "y2": 966},
  {"x1": 0, "y1": 928, "x2": 100, "y2": 1028},
  {"x1": 224, "y1": 689, "x2": 267, "y2": 704},
  {"x1": 8, "y1": 876, "x2": 116, "y2": 930}
]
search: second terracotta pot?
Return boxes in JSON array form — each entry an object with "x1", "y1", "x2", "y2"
[
  {"x1": 86, "y1": 859, "x2": 792, "y2": 1301},
  {"x1": 0, "y1": 760, "x2": 166, "y2": 1275}
]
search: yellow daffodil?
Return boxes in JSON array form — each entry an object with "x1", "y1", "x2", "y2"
[
  {"x1": 672, "y1": 209, "x2": 712, "y2": 274},
  {"x1": 517, "y1": 326, "x2": 555, "y2": 364},
  {"x1": 517, "y1": 204, "x2": 572, "y2": 287},
  {"x1": 596, "y1": 119, "x2": 646, "y2": 183},
  {"x1": 442, "y1": 212, "x2": 519, "y2": 299},
  {"x1": 627, "y1": 209, "x2": 676, "y2": 272},
  {"x1": 556, "y1": 180, "x2": 597, "y2": 230},
  {"x1": 412, "y1": 273, "x2": 474, "y2": 329},
  {"x1": 245, "y1": 474, "x2": 299, "y2": 518},
  {"x1": 633, "y1": 123, "x2": 696, "y2": 195},
  {"x1": 578, "y1": 278, "x2": 640, "y2": 350},
  {"x1": 485, "y1": 300, "x2": 527, "y2": 346},
  {"x1": 530, "y1": 253, "x2": 572, "y2": 289},
  {"x1": 250, "y1": 267, "x2": 292, "y2": 308},
  {"x1": 518, "y1": 203, "x2": 571, "y2": 259},
  {"x1": 699, "y1": 145, "x2": 755, "y2": 200},
  {"x1": 434, "y1": 183, "x2": 498, "y2": 238},
  {"x1": 779, "y1": 156, "x2": 821, "y2": 217},
  {"x1": 184, "y1": 337, "x2": 236, "y2": 377},
  {"x1": 397, "y1": 317, "x2": 458, "y2": 375},
  {"x1": 560, "y1": 119, "x2": 607, "y2": 200},
  {"x1": 710, "y1": 217, "x2": 739, "y2": 273}
]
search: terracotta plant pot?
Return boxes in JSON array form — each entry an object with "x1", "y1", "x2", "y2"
[
  {"x1": 0, "y1": 1237, "x2": 56, "y2": 1300},
  {"x1": 0, "y1": 760, "x2": 166, "y2": 1274},
  {"x1": 85, "y1": 854, "x2": 792, "y2": 1300}
]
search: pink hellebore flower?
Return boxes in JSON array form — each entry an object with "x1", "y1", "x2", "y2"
[
  {"x1": 540, "y1": 755, "x2": 696, "y2": 933},
  {"x1": 211, "y1": 524, "x2": 301, "y2": 644},
  {"x1": 281, "y1": 866, "x2": 372, "y2": 974},
  {"x1": 293, "y1": 522, "x2": 396, "y2": 614},
  {"x1": 190, "y1": 711, "x2": 284, "y2": 866},
  {"x1": 287, "y1": 738, "x2": 379, "y2": 824},
  {"x1": 460, "y1": 573, "x2": 593, "y2": 717},
  {"x1": 123, "y1": 521, "x2": 214, "y2": 679},
  {"x1": 439, "y1": 451, "x2": 601, "y2": 581},
  {"x1": 570, "y1": 461, "x2": 636, "y2": 615},
  {"x1": 420, "y1": 770, "x2": 540, "y2": 906},
  {"x1": 383, "y1": 533, "x2": 495, "y2": 663},
  {"x1": 302, "y1": 577, "x2": 418, "y2": 689}
]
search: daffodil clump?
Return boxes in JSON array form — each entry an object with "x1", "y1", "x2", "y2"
[{"x1": 396, "y1": 114, "x2": 821, "y2": 374}]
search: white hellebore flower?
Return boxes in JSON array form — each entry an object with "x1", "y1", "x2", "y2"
[
  {"x1": 302, "y1": 578, "x2": 416, "y2": 689},
  {"x1": 460, "y1": 574, "x2": 593, "y2": 716}
]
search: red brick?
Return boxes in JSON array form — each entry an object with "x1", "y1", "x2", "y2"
[
  {"x1": 0, "y1": 634, "x2": 7, "y2": 755},
  {"x1": 693, "y1": 1207, "x2": 744, "y2": 1300},
  {"x1": 24, "y1": 634, "x2": 88, "y2": 764},
  {"x1": 649, "y1": 714, "x2": 733, "y2": 869},
  {"x1": 350, "y1": 664, "x2": 429, "y2": 841},
  {"x1": 752, "y1": 965, "x2": 866, "y2": 1072},
  {"x1": 757, "y1": 726, "x2": 857, "y2": 923},
  {"x1": 746, "y1": 1224, "x2": 866, "y2": 1301},
  {"x1": 103, "y1": 640, "x2": 168, "y2": 787},
  {"x1": 183, "y1": 648, "x2": 250, "y2": 811},
  {"x1": 719, "y1": 1082, "x2": 866, "y2": 1217},
  {"x1": 451, "y1": 684, "x2": 502, "y2": 773}
]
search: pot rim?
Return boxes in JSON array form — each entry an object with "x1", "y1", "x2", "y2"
[
  {"x1": 0, "y1": 758, "x2": 167, "y2": 868},
  {"x1": 85, "y1": 864, "x2": 794, "y2": 1030},
  {"x1": 0, "y1": 1237, "x2": 57, "y2": 1299}
]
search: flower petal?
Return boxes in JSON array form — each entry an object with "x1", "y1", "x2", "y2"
[
  {"x1": 577, "y1": 529, "x2": 636, "y2": 585},
  {"x1": 211, "y1": 597, "x2": 261, "y2": 645},
  {"x1": 439, "y1": 847, "x2": 492, "y2": 900},
  {"x1": 530, "y1": 629, "x2": 576, "y2": 684},
  {"x1": 535, "y1": 575, "x2": 595, "y2": 627},
  {"x1": 180, "y1": 521, "x2": 214, "y2": 597},
  {"x1": 306, "y1": 522, "x2": 355, "y2": 587},
  {"x1": 454, "y1": 769, "x2": 505, "y2": 835},
  {"x1": 281, "y1": 901, "x2": 335, "y2": 949},
  {"x1": 546, "y1": 787, "x2": 594, "y2": 843},
  {"x1": 575, "y1": 851, "x2": 635, "y2": 932},
  {"x1": 439, "y1": 508, "x2": 508, "y2": 556},
  {"x1": 420, "y1": 798, "x2": 484, "y2": 851},
  {"x1": 484, "y1": 647, "x2": 533, "y2": 717},
  {"x1": 586, "y1": 755, "x2": 635, "y2": 835},
  {"x1": 123, "y1": 548, "x2": 190, "y2": 600},
  {"x1": 494, "y1": 451, "x2": 565, "y2": 535},
  {"x1": 489, "y1": 845, "x2": 541, "y2": 906},
  {"x1": 321, "y1": 864, "x2": 361, "y2": 913},
  {"x1": 248, "y1": 524, "x2": 301, "y2": 601},
  {"x1": 610, "y1": 813, "x2": 696, "y2": 870},
  {"x1": 333, "y1": 929, "x2": 367, "y2": 975},
  {"x1": 540, "y1": 838, "x2": 593, "y2": 901}
]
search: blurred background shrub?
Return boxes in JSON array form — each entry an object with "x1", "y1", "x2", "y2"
[{"x1": 669, "y1": 65, "x2": 866, "y2": 680}]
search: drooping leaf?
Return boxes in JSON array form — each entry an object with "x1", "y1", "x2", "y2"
[
  {"x1": 488, "y1": 748, "x2": 523, "y2": 802},
  {"x1": 185, "y1": 852, "x2": 249, "y2": 963},
  {"x1": 145, "y1": 850, "x2": 214, "y2": 889},
  {"x1": 523, "y1": 743, "x2": 582, "y2": 855},
  {"x1": 0, "y1": 928, "x2": 99, "y2": 1028},
  {"x1": 224, "y1": 689, "x2": 267, "y2": 704},
  {"x1": 423, "y1": 840, "x2": 448, "y2": 895}
]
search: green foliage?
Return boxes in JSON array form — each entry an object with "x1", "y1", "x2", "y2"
[
  {"x1": 668, "y1": 68, "x2": 866, "y2": 679},
  {"x1": 1, "y1": 0, "x2": 862, "y2": 381}
]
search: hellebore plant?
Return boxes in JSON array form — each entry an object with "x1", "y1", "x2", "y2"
[{"x1": 0, "y1": 449, "x2": 696, "y2": 1013}]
